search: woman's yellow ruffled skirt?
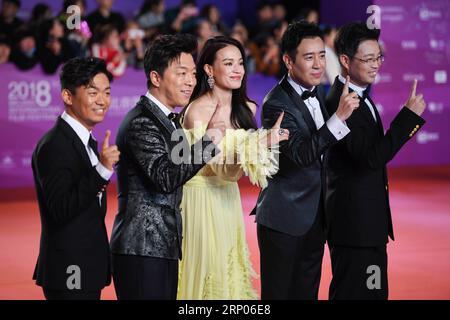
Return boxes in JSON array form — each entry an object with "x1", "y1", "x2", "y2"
[{"x1": 177, "y1": 175, "x2": 258, "y2": 300}]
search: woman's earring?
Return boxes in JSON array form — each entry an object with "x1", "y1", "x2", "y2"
[{"x1": 207, "y1": 74, "x2": 215, "y2": 89}]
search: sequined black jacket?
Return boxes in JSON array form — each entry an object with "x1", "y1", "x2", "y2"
[{"x1": 110, "y1": 96, "x2": 217, "y2": 260}]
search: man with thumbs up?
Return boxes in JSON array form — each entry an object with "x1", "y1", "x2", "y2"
[
  {"x1": 99, "y1": 130, "x2": 120, "y2": 172},
  {"x1": 31, "y1": 57, "x2": 117, "y2": 300},
  {"x1": 254, "y1": 21, "x2": 358, "y2": 300},
  {"x1": 110, "y1": 34, "x2": 224, "y2": 300},
  {"x1": 325, "y1": 22, "x2": 426, "y2": 300}
]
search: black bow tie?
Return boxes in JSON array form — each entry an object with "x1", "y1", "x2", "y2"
[
  {"x1": 301, "y1": 87, "x2": 317, "y2": 100},
  {"x1": 168, "y1": 112, "x2": 181, "y2": 128},
  {"x1": 361, "y1": 86, "x2": 371, "y2": 100},
  {"x1": 168, "y1": 112, "x2": 178, "y2": 122}
]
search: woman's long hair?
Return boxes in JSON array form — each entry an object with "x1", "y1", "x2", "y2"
[{"x1": 182, "y1": 36, "x2": 257, "y2": 130}]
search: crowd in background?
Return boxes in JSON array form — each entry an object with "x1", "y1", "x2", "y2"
[{"x1": 0, "y1": 0, "x2": 340, "y2": 83}]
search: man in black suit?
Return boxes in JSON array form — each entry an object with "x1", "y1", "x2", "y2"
[
  {"x1": 254, "y1": 21, "x2": 359, "y2": 299},
  {"x1": 32, "y1": 57, "x2": 120, "y2": 300},
  {"x1": 110, "y1": 34, "x2": 225, "y2": 300},
  {"x1": 325, "y1": 22, "x2": 426, "y2": 300}
]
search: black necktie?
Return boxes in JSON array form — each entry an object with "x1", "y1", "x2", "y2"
[
  {"x1": 88, "y1": 134, "x2": 99, "y2": 158},
  {"x1": 168, "y1": 112, "x2": 180, "y2": 127},
  {"x1": 301, "y1": 87, "x2": 317, "y2": 100}
]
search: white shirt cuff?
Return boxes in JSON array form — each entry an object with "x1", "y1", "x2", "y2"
[
  {"x1": 326, "y1": 113, "x2": 350, "y2": 141},
  {"x1": 96, "y1": 162, "x2": 113, "y2": 181}
]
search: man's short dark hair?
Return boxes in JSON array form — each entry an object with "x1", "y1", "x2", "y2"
[
  {"x1": 60, "y1": 57, "x2": 113, "y2": 94},
  {"x1": 0, "y1": 33, "x2": 11, "y2": 46},
  {"x1": 322, "y1": 25, "x2": 336, "y2": 37},
  {"x1": 144, "y1": 34, "x2": 197, "y2": 89},
  {"x1": 257, "y1": 1, "x2": 271, "y2": 11},
  {"x1": 4, "y1": 0, "x2": 21, "y2": 8},
  {"x1": 334, "y1": 22, "x2": 380, "y2": 60},
  {"x1": 281, "y1": 21, "x2": 324, "y2": 61}
]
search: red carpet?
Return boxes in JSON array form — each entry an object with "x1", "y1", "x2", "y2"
[{"x1": 1, "y1": 165, "x2": 449, "y2": 300}]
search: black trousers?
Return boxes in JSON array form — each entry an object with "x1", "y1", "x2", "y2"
[
  {"x1": 43, "y1": 288, "x2": 101, "y2": 300},
  {"x1": 257, "y1": 210, "x2": 326, "y2": 300},
  {"x1": 328, "y1": 245, "x2": 388, "y2": 300},
  {"x1": 112, "y1": 254, "x2": 178, "y2": 300}
]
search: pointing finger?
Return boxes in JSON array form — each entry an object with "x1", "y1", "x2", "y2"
[
  {"x1": 409, "y1": 79, "x2": 417, "y2": 99},
  {"x1": 342, "y1": 75, "x2": 350, "y2": 96},
  {"x1": 102, "y1": 130, "x2": 111, "y2": 150}
]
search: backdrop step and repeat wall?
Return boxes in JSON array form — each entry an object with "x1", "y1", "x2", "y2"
[
  {"x1": 320, "y1": 0, "x2": 449, "y2": 167},
  {"x1": 0, "y1": 65, "x2": 281, "y2": 188},
  {"x1": 1, "y1": 0, "x2": 449, "y2": 188},
  {"x1": 0, "y1": 63, "x2": 447, "y2": 188}
]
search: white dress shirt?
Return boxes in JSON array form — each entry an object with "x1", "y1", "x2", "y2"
[
  {"x1": 287, "y1": 75, "x2": 350, "y2": 140},
  {"x1": 338, "y1": 74, "x2": 377, "y2": 122},
  {"x1": 61, "y1": 111, "x2": 113, "y2": 204},
  {"x1": 145, "y1": 91, "x2": 176, "y2": 128}
]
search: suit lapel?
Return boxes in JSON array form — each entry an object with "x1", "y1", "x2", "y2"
[
  {"x1": 316, "y1": 85, "x2": 330, "y2": 121},
  {"x1": 315, "y1": 87, "x2": 328, "y2": 165},
  {"x1": 57, "y1": 117, "x2": 93, "y2": 169},
  {"x1": 140, "y1": 96, "x2": 177, "y2": 135},
  {"x1": 101, "y1": 191, "x2": 107, "y2": 213},
  {"x1": 280, "y1": 76, "x2": 317, "y2": 133},
  {"x1": 366, "y1": 95, "x2": 384, "y2": 134},
  {"x1": 334, "y1": 79, "x2": 381, "y2": 130},
  {"x1": 356, "y1": 92, "x2": 379, "y2": 126},
  {"x1": 58, "y1": 117, "x2": 108, "y2": 212},
  {"x1": 139, "y1": 96, "x2": 189, "y2": 150}
]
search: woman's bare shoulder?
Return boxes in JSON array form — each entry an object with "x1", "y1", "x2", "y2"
[{"x1": 183, "y1": 96, "x2": 214, "y2": 129}]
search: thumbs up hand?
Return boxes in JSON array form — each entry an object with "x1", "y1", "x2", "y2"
[
  {"x1": 99, "y1": 130, "x2": 120, "y2": 171},
  {"x1": 405, "y1": 79, "x2": 426, "y2": 116}
]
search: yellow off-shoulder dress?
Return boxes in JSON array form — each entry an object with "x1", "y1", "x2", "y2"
[{"x1": 177, "y1": 124, "x2": 279, "y2": 300}]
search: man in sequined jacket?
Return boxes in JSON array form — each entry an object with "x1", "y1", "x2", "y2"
[{"x1": 110, "y1": 34, "x2": 226, "y2": 300}]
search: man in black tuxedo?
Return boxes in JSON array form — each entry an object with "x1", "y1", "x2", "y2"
[
  {"x1": 110, "y1": 34, "x2": 225, "y2": 300},
  {"x1": 325, "y1": 22, "x2": 426, "y2": 299},
  {"x1": 254, "y1": 21, "x2": 359, "y2": 299},
  {"x1": 32, "y1": 57, "x2": 120, "y2": 300}
]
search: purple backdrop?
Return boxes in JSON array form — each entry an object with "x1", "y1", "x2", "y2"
[
  {"x1": 0, "y1": 64, "x2": 277, "y2": 188},
  {"x1": 1, "y1": 0, "x2": 449, "y2": 188},
  {"x1": 321, "y1": 0, "x2": 373, "y2": 27},
  {"x1": 370, "y1": 0, "x2": 450, "y2": 165},
  {"x1": 321, "y1": 0, "x2": 450, "y2": 166}
]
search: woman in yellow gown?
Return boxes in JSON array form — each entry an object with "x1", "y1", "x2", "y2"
[{"x1": 177, "y1": 36, "x2": 289, "y2": 299}]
